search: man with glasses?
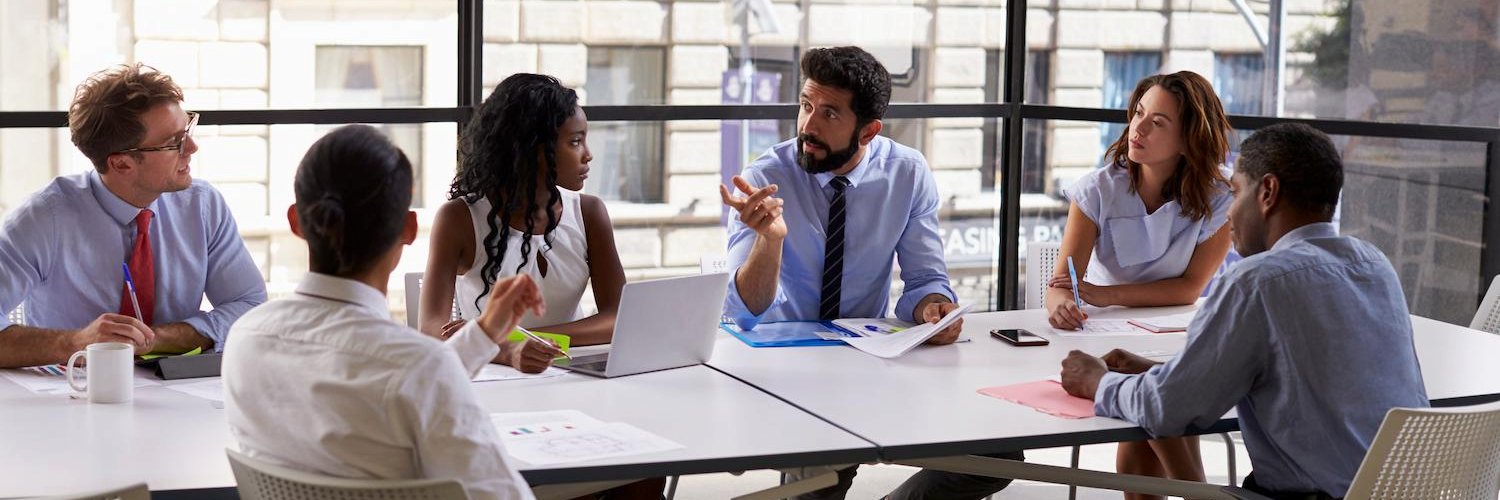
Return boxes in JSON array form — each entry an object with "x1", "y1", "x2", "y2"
[{"x1": 0, "y1": 63, "x2": 266, "y2": 367}]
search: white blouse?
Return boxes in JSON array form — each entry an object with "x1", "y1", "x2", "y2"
[
  {"x1": 456, "y1": 189, "x2": 590, "y2": 327},
  {"x1": 1061, "y1": 164, "x2": 1231, "y2": 285}
]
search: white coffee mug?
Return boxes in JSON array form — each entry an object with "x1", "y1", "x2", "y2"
[{"x1": 66, "y1": 342, "x2": 134, "y2": 404}]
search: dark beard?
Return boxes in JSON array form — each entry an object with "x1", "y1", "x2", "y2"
[{"x1": 796, "y1": 133, "x2": 860, "y2": 174}]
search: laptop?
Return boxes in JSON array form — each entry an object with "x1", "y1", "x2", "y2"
[{"x1": 555, "y1": 272, "x2": 731, "y2": 378}]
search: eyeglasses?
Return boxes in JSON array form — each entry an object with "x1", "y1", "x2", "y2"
[{"x1": 115, "y1": 111, "x2": 199, "y2": 155}]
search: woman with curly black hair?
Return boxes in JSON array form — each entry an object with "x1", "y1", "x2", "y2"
[{"x1": 420, "y1": 73, "x2": 625, "y2": 376}]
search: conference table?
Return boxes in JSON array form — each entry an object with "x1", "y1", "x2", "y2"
[
  {"x1": 0, "y1": 365, "x2": 876, "y2": 500},
  {"x1": 4, "y1": 305, "x2": 1500, "y2": 499}
]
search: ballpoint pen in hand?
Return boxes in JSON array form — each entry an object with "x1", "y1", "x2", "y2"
[
  {"x1": 516, "y1": 325, "x2": 572, "y2": 360},
  {"x1": 121, "y1": 263, "x2": 145, "y2": 323}
]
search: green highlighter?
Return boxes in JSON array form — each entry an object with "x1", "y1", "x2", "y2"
[{"x1": 506, "y1": 329, "x2": 571, "y2": 356}]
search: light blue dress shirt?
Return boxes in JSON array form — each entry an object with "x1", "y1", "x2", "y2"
[
  {"x1": 0, "y1": 171, "x2": 267, "y2": 351},
  {"x1": 1094, "y1": 222, "x2": 1429, "y2": 496},
  {"x1": 1061, "y1": 164, "x2": 1230, "y2": 285},
  {"x1": 724, "y1": 136, "x2": 956, "y2": 330}
]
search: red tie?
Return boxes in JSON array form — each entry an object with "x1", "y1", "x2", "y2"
[{"x1": 120, "y1": 209, "x2": 155, "y2": 326}]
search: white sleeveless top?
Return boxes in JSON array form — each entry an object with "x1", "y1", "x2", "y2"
[
  {"x1": 1061, "y1": 164, "x2": 1231, "y2": 286},
  {"x1": 455, "y1": 189, "x2": 590, "y2": 328}
]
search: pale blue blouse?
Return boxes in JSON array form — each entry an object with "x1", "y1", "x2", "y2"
[{"x1": 1060, "y1": 164, "x2": 1231, "y2": 285}]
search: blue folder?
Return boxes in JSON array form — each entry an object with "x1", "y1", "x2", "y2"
[{"x1": 720, "y1": 321, "x2": 857, "y2": 348}]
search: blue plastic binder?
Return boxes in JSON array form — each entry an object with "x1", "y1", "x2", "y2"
[{"x1": 720, "y1": 321, "x2": 855, "y2": 347}]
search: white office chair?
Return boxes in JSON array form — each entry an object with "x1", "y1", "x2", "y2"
[
  {"x1": 40, "y1": 482, "x2": 150, "y2": 500},
  {"x1": 1027, "y1": 241, "x2": 1239, "y2": 496},
  {"x1": 1024, "y1": 241, "x2": 1061, "y2": 311},
  {"x1": 1469, "y1": 275, "x2": 1500, "y2": 334},
  {"x1": 1339, "y1": 401, "x2": 1500, "y2": 499},
  {"x1": 903, "y1": 402, "x2": 1500, "y2": 500},
  {"x1": 404, "y1": 272, "x2": 460, "y2": 330},
  {"x1": 7, "y1": 303, "x2": 24, "y2": 326},
  {"x1": 227, "y1": 449, "x2": 470, "y2": 500}
]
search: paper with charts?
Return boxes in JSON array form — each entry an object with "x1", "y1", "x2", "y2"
[
  {"x1": 491, "y1": 410, "x2": 683, "y2": 465},
  {"x1": 0, "y1": 365, "x2": 161, "y2": 395},
  {"x1": 840, "y1": 304, "x2": 973, "y2": 358}
]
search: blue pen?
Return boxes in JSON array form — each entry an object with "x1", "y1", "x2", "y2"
[
  {"x1": 122, "y1": 263, "x2": 145, "y2": 323},
  {"x1": 1066, "y1": 256, "x2": 1084, "y2": 310}
]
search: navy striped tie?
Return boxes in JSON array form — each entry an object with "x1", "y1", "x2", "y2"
[{"x1": 820, "y1": 176, "x2": 852, "y2": 321}]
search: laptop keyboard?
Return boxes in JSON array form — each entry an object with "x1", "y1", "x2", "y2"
[{"x1": 565, "y1": 353, "x2": 609, "y2": 372}]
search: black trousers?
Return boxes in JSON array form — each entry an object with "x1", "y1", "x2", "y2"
[{"x1": 1242, "y1": 473, "x2": 1340, "y2": 500}]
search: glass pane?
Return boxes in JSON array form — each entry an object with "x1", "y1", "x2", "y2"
[
  {"x1": 1020, "y1": 119, "x2": 1487, "y2": 323},
  {"x1": 482, "y1": 0, "x2": 1006, "y2": 105},
  {"x1": 1099, "y1": 51, "x2": 1162, "y2": 154},
  {"x1": 555, "y1": 117, "x2": 1003, "y2": 314},
  {"x1": 1338, "y1": 136, "x2": 1486, "y2": 325},
  {"x1": 0, "y1": 0, "x2": 457, "y2": 111},
  {"x1": 1298, "y1": 0, "x2": 1500, "y2": 127}
]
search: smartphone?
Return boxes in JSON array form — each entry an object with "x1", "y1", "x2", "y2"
[{"x1": 991, "y1": 328, "x2": 1049, "y2": 346}]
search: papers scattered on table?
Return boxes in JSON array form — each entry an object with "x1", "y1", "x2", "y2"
[
  {"x1": 1127, "y1": 312, "x2": 1196, "y2": 333},
  {"x1": 473, "y1": 364, "x2": 567, "y2": 383},
  {"x1": 163, "y1": 378, "x2": 225, "y2": 407},
  {"x1": 840, "y1": 304, "x2": 973, "y2": 359},
  {"x1": 0, "y1": 365, "x2": 161, "y2": 396},
  {"x1": 978, "y1": 380, "x2": 1096, "y2": 419},
  {"x1": 491, "y1": 410, "x2": 683, "y2": 465}
]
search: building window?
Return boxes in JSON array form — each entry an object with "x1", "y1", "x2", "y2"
[
  {"x1": 314, "y1": 46, "x2": 426, "y2": 206},
  {"x1": 1100, "y1": 51, "x2": 1163, "y2": 159},
  {"x1": 983, "y1": 50, "x2": 1052, "y2": 192},
  {"x1": 1214, "y1": 53, "x2": 1265, "y2": 115},
  {"x1": 584, "y1": 47, "x2": 666, "y2": 204}
]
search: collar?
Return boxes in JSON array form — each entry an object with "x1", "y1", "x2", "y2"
[
  {"x1": 1270, "y1": 222, "x2": 1338, "y2": 252},
  {"x1": 87, "y1": 170, "x2": 158, "y2": 226},
  {"x1": 813, "y1": 136, "x2": 881, "y2": 189},
  {"x1": 294, "y1": 273, "x2": 391, "y2": 318}
]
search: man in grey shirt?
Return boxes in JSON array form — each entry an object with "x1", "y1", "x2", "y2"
[{"x1": 1060, "y1": 122, "x2": 1428, "y2": 499}]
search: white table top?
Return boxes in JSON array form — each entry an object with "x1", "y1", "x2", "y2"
[
  {"x1": 0, "y1": 365, "x2": 876, "y2": 498},
  {"x1": 706, "y1": 305, "x2": 1500, "y2": 460}
]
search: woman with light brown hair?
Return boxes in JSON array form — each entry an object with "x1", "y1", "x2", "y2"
[{"x1": 1044, "y1": 71, "x2": 1235, "y2": 498}]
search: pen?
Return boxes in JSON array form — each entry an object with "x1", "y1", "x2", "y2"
[
  {"x1": 516, "y1": 325, "x2": 572, "y2": 360},
  {"x1": 1066, "y1": 256, "x2": 1084, "y2": 311},
  {"x1": 121, "y1": 263, "x2": 144, "y2": 323}
]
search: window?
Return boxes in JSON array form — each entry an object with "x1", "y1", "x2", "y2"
[
  {"x1": 1215, "y1": 53, "x2": 1265, "y2": 115},
  {"x1": 314, "y1": 46, "x2": 426, "y2": 207},
  {"x1": 979, "y1": 50, "x2": 1051, "y2": 192},
  {"x1": 583, "y1": 47, "x2": 666, "y2": 204},
  {"x1": 1099, "y1": 52, "x2": 1163, "y2": 157}
]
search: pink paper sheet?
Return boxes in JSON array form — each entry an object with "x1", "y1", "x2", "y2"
[{"x1": 977, "y1": 380, "x2": 1096, "y2": 419}]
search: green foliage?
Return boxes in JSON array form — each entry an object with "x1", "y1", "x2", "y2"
[{"x1": 1293, "y1": 0, "x2": 1352, "y2": 89}]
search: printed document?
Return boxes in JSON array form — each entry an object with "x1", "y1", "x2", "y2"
[
  {"x1": 491, "y1": 410, "x2": 682, "y2": 465},
  {"x1": 841, "y1": 304, "x2": 973, "y2": 358}
]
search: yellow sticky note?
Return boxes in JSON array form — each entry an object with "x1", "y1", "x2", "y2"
[
  {"x1": 506, "y1": 330, "x2": 571, "y2": 353},
  {"x1": 138, "y1": 346, "x2": 204, "y2": 361}
]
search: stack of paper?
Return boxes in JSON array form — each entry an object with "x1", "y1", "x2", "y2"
[
  {"x1": 840, "y1": 304, "x2": 973, "y2": 358},
  {"x1": 490, "y1": 410, "x2": 683, "y2": 465}
]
